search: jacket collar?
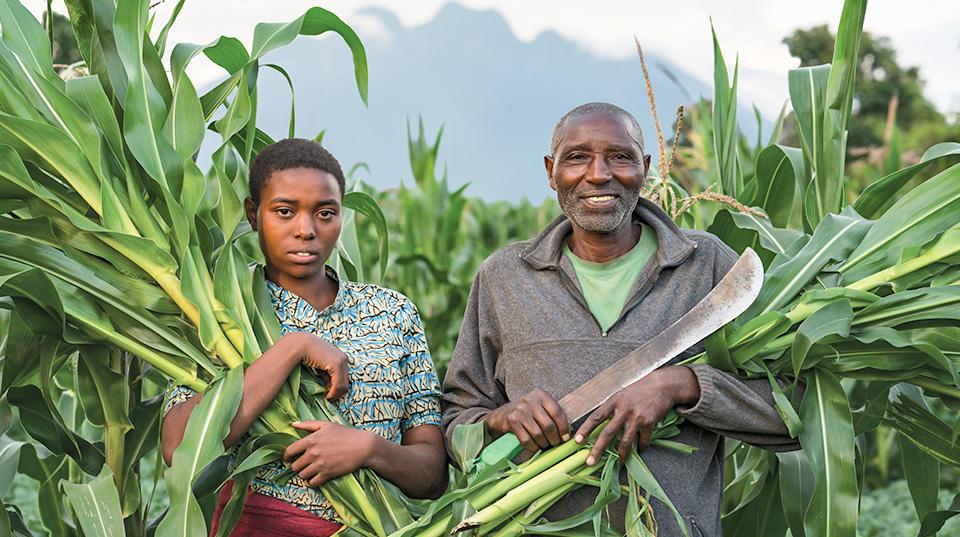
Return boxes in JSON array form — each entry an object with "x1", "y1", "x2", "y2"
[{"x1": 520, "y1": 197, "x2": 696, "y2": 271}]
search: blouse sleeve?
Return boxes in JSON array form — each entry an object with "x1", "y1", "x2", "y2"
[
  {"x1": 395, "y1": 297, "x2": 443, "y2": 431},
  {"x1": 162, "y1": 384, "x2": 198, "y2": 417}
]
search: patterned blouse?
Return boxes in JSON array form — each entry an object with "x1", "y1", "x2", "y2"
[{"x1": 165, "y1": 272, "x2": 443, "y2": 520}]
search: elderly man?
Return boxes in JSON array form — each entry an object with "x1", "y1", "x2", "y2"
[{"x1": 441, "y1": 102, "x2": 796, "y2": 536}]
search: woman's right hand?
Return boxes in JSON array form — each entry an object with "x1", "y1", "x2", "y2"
[{"x1": 285, "y1": 332, "x2": 350, "y2": 401}]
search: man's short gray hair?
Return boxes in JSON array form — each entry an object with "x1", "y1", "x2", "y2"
[{"x1": 549, "y1": 102, "x2": 645, "y2": 159}]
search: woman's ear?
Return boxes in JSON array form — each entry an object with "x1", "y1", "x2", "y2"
[{"x1": 243, "y1": 197, "x2": 258, "y2": 230}]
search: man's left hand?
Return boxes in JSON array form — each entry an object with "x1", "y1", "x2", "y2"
[{"x1": 573, "y1": 366, "x2": 701, "y2": 465}]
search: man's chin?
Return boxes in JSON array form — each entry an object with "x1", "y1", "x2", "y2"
[{"x1": 568, "y1": 210, "x2": 630, "y2": 234}]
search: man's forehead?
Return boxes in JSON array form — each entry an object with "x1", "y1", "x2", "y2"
[{"x1": 555, "y1": 112, "x2": 642, "y2": 149}]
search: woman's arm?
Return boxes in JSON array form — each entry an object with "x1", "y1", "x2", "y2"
[
  {"x1": 284, "y1": 422, "x2": 448, "y2": 499},
  {"x1": 160, "y1": 332, "x2": 349, "y2": 466}
]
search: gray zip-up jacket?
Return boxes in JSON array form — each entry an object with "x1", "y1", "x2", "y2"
[{"x1": 441, "y1": 198, "x2": 798, "y2": 536}]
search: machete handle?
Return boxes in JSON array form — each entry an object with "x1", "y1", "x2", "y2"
[{"x1": 479, "y1": 432, "x2": 523, "y2": 467}]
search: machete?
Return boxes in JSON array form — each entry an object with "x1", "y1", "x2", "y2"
[{"x1": 473, "y1": 247, "x2": 764, "y2": 472}]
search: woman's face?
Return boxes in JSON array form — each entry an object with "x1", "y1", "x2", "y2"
[{"x1": 245, "y1": 167, "x2": 342, "y2": 287}]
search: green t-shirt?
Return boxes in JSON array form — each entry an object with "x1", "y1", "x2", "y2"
[{"x1": 562, "y1": 224, "x2": 658, "y2": 333}]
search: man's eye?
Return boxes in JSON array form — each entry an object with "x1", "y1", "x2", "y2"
[
  {"x1": 567, "y1": 153, "x2": 588, "y2": 161},
  {"x1": 276, "y1": 208, "x2": 293, "y2": 217},
  {"x1": 318, "y1": 210, "x2": 337, "y2": 218}
]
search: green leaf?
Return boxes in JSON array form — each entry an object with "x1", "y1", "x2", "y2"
[
  {"x1": 163, "y1": 71, "x2": 204, "y2": 160},
  {"x1": 18, "y1": 444, "x2": 72, "y2": 536},
  {"x1": 624, "y1": 450, "x2": 690, "y2": 537},
  {"x1": 722, "y1": 474, "x2": 789, "y2": 537},
  {"x1": 75, "y1": 346, "x2": 132, "y2": 432},
  {"x1": 778, "y1": 450, "x2": 815, "y2": 537},
  {"x1": 886, "y1": 395, "x2": 960, "y2": 468},
  {"x1": 0, "y1": 0, "x2": 53, "y2": 76},
  {"x1": 791, "y1": 299, "x2": 853, "y2": 376},
  {"x1": 917, "y1": 493, "x2": 960, "y2": 537},
  {"x1": 752, "y1": 145, "x2": 803, "y2": 227},
  {"x1": 895, "y1": 386, "x2": 940, "y2": 521},
  {"x1": 343, "y1": 191, "x2": 389, "y2": 281},
  {"x1": 710, "y1": 22, "x2": 742, "y2": 198},
  {"x1": 157, "y1": 367, "x2": 243, "y2": 537},
  {"x1": 65, "y1": 76, "x2": 125, "y2": 166},
  {"x1": 61, "y1": 466, "x2": 126, "y2": 537},
  {"x1": 798, "y1": 369, "x2": 858, "y2": 537},
  {"x1": 839, "y1": 162, "x2": 960, "y2": 283},
  {"x1": 263, "y1": 63, "x2": 296, "y2": 138},
  {"x1": 249, "y1": 7, "x2": 368, "y2": 105},
  {"x1": 854, "y1": 143, "x2": 960, "y2": 218},
  {"x1": 0, "y1": 112, "x2": 103, "y2": 215},
  {"x1": 114, "y1": 0, "x2": 174, "y2": 189},
  {"x1": 745, "y1": 207, "x2": 870, "y2": 318}
]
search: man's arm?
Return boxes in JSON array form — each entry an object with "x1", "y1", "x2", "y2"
[
  {"x1": 442, "y1": 266, "x2": 571, "y2": 456},
  {"x1": 441, "y1": 269, "x2": 509, "y2": 451},
  {"x1": 575, "y1": 238, "x2": 800, "y2": 462},
  {"x1": 677, "y1": 238, "x2": 800, "y2": 450}
]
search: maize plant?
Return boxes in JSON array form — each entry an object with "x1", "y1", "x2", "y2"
[
  {"x1": 0, "y1": 0, "x2": 416, "y2": 535},
  {"x1": 691, "y1": 1, "x2": 960, "y2": 536}
]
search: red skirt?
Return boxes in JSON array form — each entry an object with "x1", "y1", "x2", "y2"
[{"x1": 209, "y1": 481, "x2": 343, "y2": 537}]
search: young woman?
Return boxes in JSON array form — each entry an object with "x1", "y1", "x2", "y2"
[{"x1": 160, "y1": 139, "x2": 447, "y2": 536}]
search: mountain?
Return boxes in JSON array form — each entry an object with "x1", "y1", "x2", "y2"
[{"x1": 251, "y1": 3, "x2": 711, "y2": 201}]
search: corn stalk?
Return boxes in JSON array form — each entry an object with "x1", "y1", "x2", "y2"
[{"x1": 0, "y1": 1, "x2": 411, "y2": 535}]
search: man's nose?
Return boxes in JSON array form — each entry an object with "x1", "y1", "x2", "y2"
[{"x1": 585, "y1": 154, "x2": 613, "y2": 183}]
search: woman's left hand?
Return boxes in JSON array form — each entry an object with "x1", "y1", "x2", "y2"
[{"x1": 284, "y1": 421, "x2": 378, "y2": 487}]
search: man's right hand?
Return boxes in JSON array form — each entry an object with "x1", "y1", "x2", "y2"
[
  {"x1": 287, "y1": 332, "x2": 350, "y2": 401},
  {"x1": 485, "y1": 388, "x2": 571, "y2": 452}
]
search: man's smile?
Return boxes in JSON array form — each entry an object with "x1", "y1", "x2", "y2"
[{"x1": 580, "y1": 193, "x2": 619, "y2": 209}]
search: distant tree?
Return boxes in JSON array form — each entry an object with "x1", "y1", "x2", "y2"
[
  {"x1": 44, "y1": 10, "x2": 82, "y2": 67},
  {"x1": 783, "y1": 25, "x2": 953, "y2": 154}
]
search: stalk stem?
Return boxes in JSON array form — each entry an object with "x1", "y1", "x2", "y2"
[
  {"x1": 76, "y1": 315, "x2": 207, "y2": 391},
  {"x1": 151, "y1": 271, "x2": 244, "y2": 369},
  {"x1": 458, "y1": 449, "x2": 592, "y2": 532},
  {"x1": 848, "y1": 250, "x2": 959, "y2": 292},
  {"x1": 467, "y1": 437, "x2": 583, "y2": 510},
  {"x1": 909, "y1": 377, "x2": 960, "y2": 400}
]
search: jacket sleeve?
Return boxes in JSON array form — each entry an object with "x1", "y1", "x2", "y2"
[
  {"x1": 441, "y1": 264, "x2": 509, "y2": 453},
  {"x1": 677, "y1": 238, "x2": 801, "y2": 451}
]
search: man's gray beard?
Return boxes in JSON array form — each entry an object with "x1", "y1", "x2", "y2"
[{"x1": 557, "y1": 187, "x2": 641, "y2": 233}]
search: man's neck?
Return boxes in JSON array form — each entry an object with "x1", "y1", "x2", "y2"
[{"x1": 566, "y1": 222, "x2": 642, "y2": 263}]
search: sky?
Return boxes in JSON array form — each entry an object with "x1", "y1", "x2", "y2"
[{"x1": 25, "y1": 0, "x2": 960, "y2": 119}]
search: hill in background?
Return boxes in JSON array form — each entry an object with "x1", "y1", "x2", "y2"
[{"x1": 253, "y1": 3, "x2": 716, "y2": 201}]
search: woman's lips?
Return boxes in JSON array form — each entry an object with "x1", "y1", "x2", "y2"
[{"x1": 287, "y1": 251, "x2": 319, "y2": 263}]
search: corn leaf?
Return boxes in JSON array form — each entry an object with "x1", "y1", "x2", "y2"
[
  {"x1": 62, "y1": 467, "x2": 126, "y2": 537},
  {"x1": 157, "y1": 367, "x2": 243, "y2": 537},
  {"x1": 798, "y1": 368, "x2": 858, "y2": 537},
  {"x1": 840, "y1": 162, "x2": 960, "y2": 283},
  {"x1": 752, "y1": 145, "x2": 803, "y2": 227},
  {"x1": 854, "y1": 142, "x2": 960, "y2": 218},
  {"x1": 777, "y1": 450, "x2": 815, "y2": 537},
  {"x1": 744, "y1": 207, "x2": 870, "y2": 318},
  {"x1": 710, "y1": 23, "x2": 742, "y2": 198},
  {"x1": 895, "y1": 385, "x2": 940, "y2": 521}
]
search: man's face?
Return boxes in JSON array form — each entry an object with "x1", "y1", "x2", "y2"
[
  {"x1": 244, "y1": 167, "x2": 342, "y2": 287},
  {"x1": 545, "y1": 112, "x2": 650, "y2": 234}
]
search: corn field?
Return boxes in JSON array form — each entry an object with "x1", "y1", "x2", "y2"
[{"x1": 0, "y1": 0, "x2": 958, "y2": 535}]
